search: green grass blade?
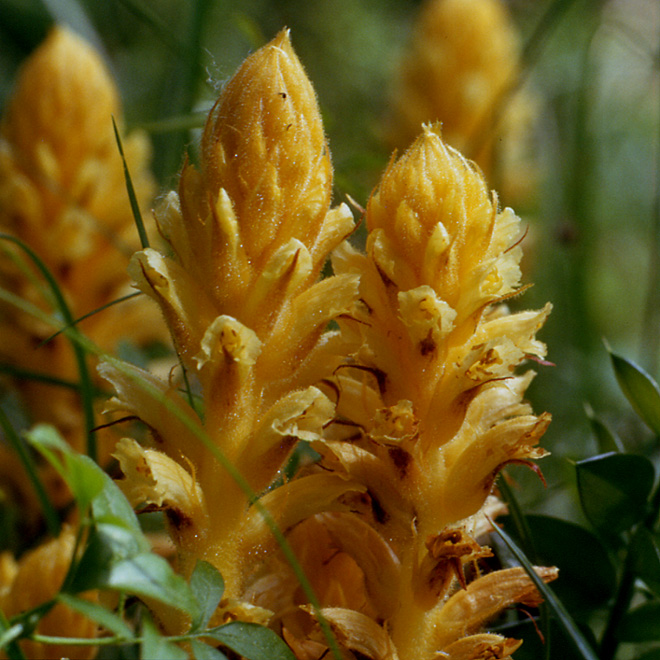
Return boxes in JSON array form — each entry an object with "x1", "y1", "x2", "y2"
[
  {"x1": 0, "y1": 363, "x2": 103, "y2": 394},
  {"x1": 0, "y1": 234, "x2": 97, "y2": 461},
  {"x1": 0, "y1": 408, "x2": 60, "y2": 538},
  {"x1": 39, "y1": 291, "x2": 142, "y2": 347},
  {"x1": 112, "y1": 116, "x2": 149, "y2": 250},
  {"x1": 151, "y1": 0, "x2": 212, "y2": 182},
  {"x1": 492, "y1": 519, "x2": 600, "y2": 660}
]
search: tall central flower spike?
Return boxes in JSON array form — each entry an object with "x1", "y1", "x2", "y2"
[
  {"x1": 246, "y1": 125, "x2": 554, "y2": 659},
  {"x1": 101, "y1": 30, "x2": 359, "y2": 603}
]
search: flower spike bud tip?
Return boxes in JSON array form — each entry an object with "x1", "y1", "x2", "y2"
[{"x1": 201, "y1": 29, "x2": 334, "y2": 266}]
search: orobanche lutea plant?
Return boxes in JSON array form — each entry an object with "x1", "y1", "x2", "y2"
[{"x1": 99, "y1": 30, "x2": 554, "y2": 659}]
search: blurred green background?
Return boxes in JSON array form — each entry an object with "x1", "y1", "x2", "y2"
[{"x1": 0, "y1": 0, "x2": 658, "y2": 522}]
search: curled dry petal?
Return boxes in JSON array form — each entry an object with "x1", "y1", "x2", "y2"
[
  {"x1": 428, "y1": 566, "x2": 558, "y2": 651},
  {"x1": 305, "y1": 607, "x2": 400, "y2": 660},
  {"x1": 112, "y1": 438, "x2": 208, "y2": 541},
  {"x1": 437, "y1": 633, "x2": 521, "y2": 660}
]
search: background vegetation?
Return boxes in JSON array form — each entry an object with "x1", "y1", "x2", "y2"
[{"x1": 0, "y1": 0, "x2": 658, "y2": 659}]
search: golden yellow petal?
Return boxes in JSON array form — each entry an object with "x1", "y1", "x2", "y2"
[
  {"x1": 306, "y1": 607, "x2": 400, "y2": 660},
  {"x1": 0, "y1": 528, "x2": 98, "y2": 660},
  {"x1": 438, "y1": 633, "x2": 521, "y2": 660},
  {"x1": 429, "y1": 566, "x2": 558, "y2": 650}
]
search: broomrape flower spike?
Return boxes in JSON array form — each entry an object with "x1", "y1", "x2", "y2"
[
  {"x1": 386, "y1": 0, "x2": 538, "y2": 204},
  {"x1": 251, "y1": 124, "x2": 554, "y2": 658},
  {"x1": 102, "y1": 30, "x2": 554, "y2": 659},
  {"x1": 102, "y1": 29, "x2": 359, "y2": 610},
  {"x1": 0, "y1": 25, "x2": 160, "y2": 469}
]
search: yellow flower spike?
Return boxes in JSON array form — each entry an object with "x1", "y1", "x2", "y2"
[
  {"x1": 0, "y1": 528, "x2": 98, "y2": 660},
  {"x1": 107, "y1": 30, "x2": 359, "y2": 606},
  {"x1": 282, "y1": 124, "x2": 552, "y2": 657},
  {"x1": 385, "y1": 0, "x2": 528, "y2": 190},
  {"x1": 330, "y1": 125, "x2": 550, "y2": 534},
  {"x1": 0, "y1": 25, "x2": 160, "y2": 468}
]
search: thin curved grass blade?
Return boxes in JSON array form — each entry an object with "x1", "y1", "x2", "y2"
[
  {"x1": 0, "y1": 233, "x2": 97, "y2": 460},
  {"x1": 491, "y1": 519, "x2": 600, "y2": 660}
]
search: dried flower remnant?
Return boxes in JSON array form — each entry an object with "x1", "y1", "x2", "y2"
[
  {"x1": 386, "y1": 0, "x2": 538, "y2": 202},
  {"x1": 103, "y1": 29, "x2": 359, "y2": 602},
  {"x1": 0, "y1": 27, "x2": 161, "y2": 469},
  {"x1": 0, "y1": 528, "x2": 98, "y2": 660}
]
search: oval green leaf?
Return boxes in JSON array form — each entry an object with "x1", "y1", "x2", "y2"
[
  {"x1": 108, "y1": 553, "x2": 200, "y2": 619},
  {"x1": 208, "y1": 622, "x2": 296, "y2": 660},
  {"x1": 190, "y1": 560, "x2": 225, "y2": 632},
  {"x1": 610, "y1": 350, "x2": 660, "y2": 437},
  {"x1": 504, "y1": 514, "x2": 616, "y2": 615},
  {"x1": 576, "y1": 453, "x2": 655, "y2": 536},
  {"x1": 57, "y1": 593, "x2": 134, "y2": 639},
  {"x1": 617, "y1": 601, "x2": 660, "y2": 642},
  {"x1": 191, "y1": 639, "x2": 229, "y2": 660},
  {"x1": 630, "y1": 528, "x2": 660, "y2": 597}
]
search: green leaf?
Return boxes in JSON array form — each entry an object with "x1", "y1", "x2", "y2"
[
  {"x1": 189, "y1": 561, "x2": 224, "y2": 632},
  {"x1": 637, "y1": 649, "x2": 660, "y2": 660},
  {"x1": 57, "y1": 593, "x2": 134, "y2": 639},
  {"x1": 491, "y1": 522, "x2": 600, "y2": 660},
  {"x1": 191, "y1": 639, "x2": 228, "y2": 660},
  {"x1": 68, "y1": 523, "x2": 145, "y2": 593},
  {"x1": 107, "y1": 553, "x2": 199, "y2": 619},
  {"x1": 26, "y1": 424, "x2": 104, "y2": 512},
  {"x1": 576, "y1": 453, "x2": 656, "y2": 536},
  {"x1": 630, "y1": 528, "x2": 660, "y2": 597},
  {"x1": 141, "y1": 615, "x2": 188, "y2": 660},
  {"x1": 584, "y1": 403, "x2": 624, "y2": 453},
  {"x1": 503, "y1": 514, "x2": 616, "y2": 615},
  {"x1": 207, "y1": 622, "x2": 296, "y2": 660},
  {"x1": 617, "y1": 601, "x2": 660, "y2": 642},
  {"x1": 610, "y1": 350, "x2": 660, "y2": 437}
]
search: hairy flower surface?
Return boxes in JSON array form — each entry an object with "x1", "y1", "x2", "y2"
[
  {"x1": 386, "y1": 0, "x2": 537, "y2": 201},
  {"x1": 103, "y1": 30, "x2": 359, "y2": 601},
  {"x1": 101, "y1": 30, "x2": 553, "y2": 659},
  {"x1": 0, "y1": 26, "x2": 161, "y2": 469}
]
